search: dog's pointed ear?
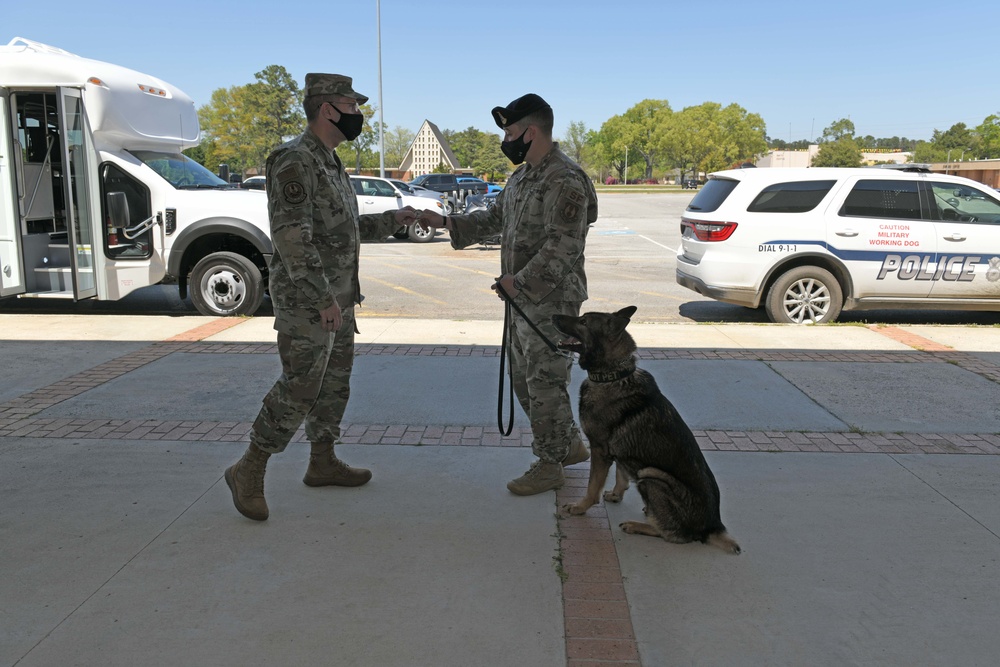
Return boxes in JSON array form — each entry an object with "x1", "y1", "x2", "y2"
[{"x1": 616, "y1": 306, "x2": 638, "y2": 321}]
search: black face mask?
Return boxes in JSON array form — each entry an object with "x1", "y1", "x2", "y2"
[
  {"x1": 501, "y1": 129, "x2": 532, "y2": 165},
  {"x1": 329, "y1": 111, "x2": 364, "y2": 141}
]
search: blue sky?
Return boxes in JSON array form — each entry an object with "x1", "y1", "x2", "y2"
[{"x1": 6, "y1": 0, "x2": 999, "y2": 143}]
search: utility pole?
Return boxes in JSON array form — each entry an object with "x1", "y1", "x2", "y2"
[{"x1": 377, "y1": 0, "x2": 385, "y2": 177}]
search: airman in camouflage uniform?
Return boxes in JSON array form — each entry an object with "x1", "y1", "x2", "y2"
[
  {"x1": 422, "y1": 93, "x2": 599, "y2": 495},
  {"x1": 225, "y1": 73, "x2": 416, "y2": 521}
]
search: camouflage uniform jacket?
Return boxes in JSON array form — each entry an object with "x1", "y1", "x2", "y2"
[
  {"x1": 265, "y1": 129, "x2": 400, "y2": 334},
  {"x1": 449, "y1": 144, "x2": 598, "y2": 304}
]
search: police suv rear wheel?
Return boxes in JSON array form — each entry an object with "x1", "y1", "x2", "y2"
[
  {"x1": 190, "y1": 251, "x2": 264, "y2": 317},
  {"x1": 765, "y1": 266, "x2": 843, "y2": 324}
]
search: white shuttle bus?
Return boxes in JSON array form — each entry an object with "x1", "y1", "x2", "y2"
[{"x1": 0, "y1": 37, "x2": 272, "y2": 316}]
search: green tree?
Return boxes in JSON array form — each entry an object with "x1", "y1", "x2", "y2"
[
  {"x1": 655, "y1": 102, "x2": 767, "y2": 179},
  {"x1": 934, "y1": 122, "x2": 976, "y2": 153},
  {"x1": 244, "y1": 65, "x2": 304, "y2": 169},
  {"x1": 657, "y1": 104, "x2": 716, "y2": 182},
  {"x1": 383, "y1": 125, "x2": 415, "y2": 169},
  {"x1": 561, "y1": 120, "x2": 589, "y2": 167},
  {"x1": 975, "y1": 114, "x2": 1000, "y2": 159},
  {"x1": 821, "y1": 118, "x2": 856, "y2": 142},
  {"x1": 197, "y1": 66, "x2": 304, "y2": 176},
  {"x1": 443, "y1": 126, "x2": 509, "y2": 180},
  {"x1": 811, "y1": 139, "x2": 862, "y2": 167},
  {"x1": 592, "y1": 114, "x2": 629, "y2": 181},
  {"x1": 703, "y1": 103, "x2": 767, "y2": 172},
  {"x1": 768, "y1": 137, "x2": 812, "y2": 150},
  {"x1": 447, "y1": 126, "x2": 483, "y2": 168},
  {"x1": 913, "y1": 122, "x2": 979, "y2": 163},
  {"x1": 198, "y1": 85, "x2": 256, "y2": 176},
  {"x1": 913, "y1": 140, "x2": 948, "y2": 163},
  {"x1": 619, "y1": 99, "x2": 672, "y2": 179}
]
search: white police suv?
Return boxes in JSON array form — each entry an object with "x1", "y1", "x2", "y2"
[{"x1": 675, "y1": 166, "x2": 1000, "y2": 323}]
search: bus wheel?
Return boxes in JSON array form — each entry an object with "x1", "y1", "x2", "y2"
[{"x1": 190, "y1": 251, "x2": 263, "y2": 317}]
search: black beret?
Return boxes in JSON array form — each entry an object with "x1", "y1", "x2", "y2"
[{"x1": 491, "y1": 93, "x2": 551, "y2": 129}]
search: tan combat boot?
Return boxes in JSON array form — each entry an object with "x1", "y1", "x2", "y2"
[
  {"x1": 507, "y1": 460, "x2": 564, "y2": 496},
  {"x1": 303, "y1": 441, "x2": 372, "y2": 487},
  {"x1": 225, "y1": 445, "x2": 271, "y2": 521},
  {"x1": 563, "y1": 437, "x2": 590, "y2": 466}
]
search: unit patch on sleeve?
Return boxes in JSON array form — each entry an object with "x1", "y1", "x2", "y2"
[
  {"x1": 559, "y1": 188, "x2": 585, "y2": 223},
  {"x1": 283, "y1": 181, "x2": 306, "y2": 204},
  {"x1": 275, "y1": 162, "x2": 308, "y2": 205}
]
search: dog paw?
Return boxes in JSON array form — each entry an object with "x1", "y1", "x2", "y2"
[
  {"x1": 603, "y1": 490, "x2": 623, "y2": 503},
  {"x1": 563, "y1": 503, "x2": 589, "y2": 516},
  {"x1": 619, "y1": 521, "x2": 637, "y2": 534}
]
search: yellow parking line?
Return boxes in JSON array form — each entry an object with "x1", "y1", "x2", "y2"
[
  {"x1": 638, "y1": 290, "x2": 686, "y2": 302},
  {"x1": 369, "y1": 260, "x2": 448, "y2": 281},
  {"x1": 363, "y1": 277, "x2": 450, "y2": 306},
  {"x1": 426, "y1": 260, "x2": 497, "y2": 277}
]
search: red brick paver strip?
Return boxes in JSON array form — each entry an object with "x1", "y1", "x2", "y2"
[
  {"x1": 165, "y1": 317, "x2": 248, "y2": 342},
  {"x1": 557, "y1": 465, "x2": 642, "y2": 667}
]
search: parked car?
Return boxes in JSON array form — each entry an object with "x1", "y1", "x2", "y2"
[
  {"x1": 389, "y1": 178, "x2": 444, "y2": 202},
  {"x1": 681, "y1": 179, "x2": 699, "y2": 190},
  {"x1": 458, "y1": 176, "x2": 503, "y2": 194},
  {"x1": 350, "y1": 175, "x2": 444, "y2": 242},
  {"x1": 240, "y1": 175, "x2": 266, "y2": 190},
  {"x1": 410, "y1": 173, "x2": 488, "y2": 214},
  {"x1": 675, "y1": 166, "x2": 1000, "y2": 323}
]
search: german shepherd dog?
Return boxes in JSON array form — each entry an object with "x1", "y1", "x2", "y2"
[{"x1": 553, "y1": 306, "x2": 741, "y2": 554}]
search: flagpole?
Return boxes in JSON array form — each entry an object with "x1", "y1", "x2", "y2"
[{"x1": 377, "y1": 0, "x2": 385, "y2": 177}]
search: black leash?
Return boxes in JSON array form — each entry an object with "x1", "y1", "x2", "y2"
[{"x1": 495, "y1": 283, "x2": 562, "y2": 436}]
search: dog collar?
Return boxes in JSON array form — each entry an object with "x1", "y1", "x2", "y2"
[{"x1": 587, "y1": 362, "x2": 636, "y2": 383}]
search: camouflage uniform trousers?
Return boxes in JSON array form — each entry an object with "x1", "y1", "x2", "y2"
[
  {"x1": 508, "y1": 298, "x2": 585, "y2": 463},
  {"x1": 250, "y1": 307, "x2": 356, "y2": 454}
]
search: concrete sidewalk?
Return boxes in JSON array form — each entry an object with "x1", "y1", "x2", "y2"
[{"x1": 2, "y1": 314, "x2": 999, "y2": 666}]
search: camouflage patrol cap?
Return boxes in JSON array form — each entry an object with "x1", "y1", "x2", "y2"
[
  {"x1": 304, "y1": 73, "x2": 369, "y2": 104},
  {"x1": 491, "y1": 93, "x2": 551, "y2": 129}
]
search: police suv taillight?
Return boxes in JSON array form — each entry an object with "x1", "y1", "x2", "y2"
[{"x1": 680, "y1": 218, "x2": 738, "y2": 242}]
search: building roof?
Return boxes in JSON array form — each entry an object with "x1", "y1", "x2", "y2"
[{"x1": 399, "y1": 120, "x2": 460, "y2": 174}]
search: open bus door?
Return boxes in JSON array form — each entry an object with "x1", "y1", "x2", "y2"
[
  {"x1": 0, "y1": 86, "x2": 26, "y2": 297},
  {"x1": 56, "y1": 86, "x2": 102, "y2": 301}
]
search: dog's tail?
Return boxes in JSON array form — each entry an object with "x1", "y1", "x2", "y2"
[{"x1": 707, "y1": 530, "x2": 741, "y2": 555}]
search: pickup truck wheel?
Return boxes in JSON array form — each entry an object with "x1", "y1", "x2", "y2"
[
  {"x1": 765, "y1": 266, "x2": 842, "y2": 324},
  {"x1": 407, "y1": 222, "x2": 435, "y2": 243},
  {"x1": 190, "y1": 251, "x2": 264, "y2": 317}
]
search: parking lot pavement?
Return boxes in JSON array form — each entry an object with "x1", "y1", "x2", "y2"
[{"x1": 2, "y1": 314, "x2": 999, "y2": 666}]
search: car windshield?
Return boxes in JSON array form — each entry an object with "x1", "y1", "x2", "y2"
[{"x1": 130, "y1": 150, "x2": 230, "y2": 189}]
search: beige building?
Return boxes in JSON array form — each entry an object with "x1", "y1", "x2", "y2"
[
  {"x1": 755, "y1": 145, "x2": 819, "y2": 168},
  {"x1": 928, "y1": 160, "x2": 1000, "y2": 189},
  {"x1": 398, "y1": 120, "x2": 460, "y2": 178},
  {"x1": 756, "y1": 145, "x2": 912, "y2": 168}
]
